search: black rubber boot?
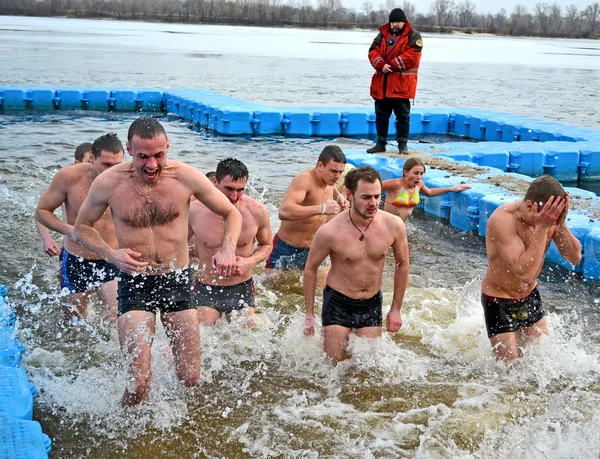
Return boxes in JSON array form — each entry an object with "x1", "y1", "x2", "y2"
[
  {"x1": 397, "y1": 137, "x2": 409, "y2": 153},
  {"x1": 367, "y1": 140, "x2": 387, "y2": 154}
]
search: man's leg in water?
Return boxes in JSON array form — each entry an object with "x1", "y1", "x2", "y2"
[
  {"x1": 161, "y1": 309, "x2": 201, "y2": 387},
  {"x1": 197, "y1": 306, "x2": 222, "y2": 326},
  {"x1": 520, "y1": 316, "x2": 550, "y2": 346},
  {"x1": 96, "y1": 279, "x2": 118, "y2": 324},
  {"x1": 323, "y1": 325, "x2": 353, "y2": 364},
  {"x1": 62, "y1": 292, "x2": 88, "y2": 321},
  {"x1": 118, "y1": 311, "x2": 156, "y2": 407},
  {"x1": 490, "y1": 331, "x2": 520, "y2": 362}
]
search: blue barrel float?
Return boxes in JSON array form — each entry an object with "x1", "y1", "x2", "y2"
[
  {"x1": 0, "y1": 86, "x2": 599, "y2": 279},
  {"x1": 0, "y1": 285, "x2": 52, "y2": 458}
]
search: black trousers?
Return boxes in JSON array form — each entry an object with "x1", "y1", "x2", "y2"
[{"x1": 374, "y1": 98, "x2": 411, "y2": 143}]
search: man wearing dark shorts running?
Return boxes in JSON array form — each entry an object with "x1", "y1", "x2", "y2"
[
  {"x1": 266, "y1": 145, "x2": 349, "y2": 271},
  {"x1": 482, "y1": 176, "x2": 582, "y2": 362},
  {"x1": 36, "y1": 134, "x2": 124, "y2": 321},
  {"x1": 189, "y1": 158, "x2": 272, "y2": 326},
  {"x1": 303, "y1": 166, "x2": 409, "y2": 363},
  {"x1": 74, "y1": 117, "x2": 242, "y2": 406}
]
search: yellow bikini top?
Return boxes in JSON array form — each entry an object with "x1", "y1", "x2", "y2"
[{"x1": 392, "y1": 187, "x2": 420, "y2": 208}]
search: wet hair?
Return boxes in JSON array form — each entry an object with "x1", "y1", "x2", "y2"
[
  {"x1": 127, "y1": 117, "x2": 167, "y2": 143},
  {"x1": 317, "y1": 145, "x2": 346, "y2": 166},
  {"x1": 403, "y1": 157, "x2": 426, "y2": 176},
  {"x1": 91, "y1": 133, "x2": 124, "y2": 159},
  {"x1": 215, "y1": 158, "x2": 249, "y2": 182},
  {"x1": 345, "y1": 166, "x2": 382, "y2": 194},
  {"x1": 74, "y1": 142, "x2": 92, "y2": 162},
  {"x1": 524, "y1": 175, "x2": 566, "y2": 209},
  {"x1": 205, "y1": 171, "x2": 216, "y2": 180}
]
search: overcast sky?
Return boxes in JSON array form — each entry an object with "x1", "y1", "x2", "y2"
[{"x1": 342, "y1": 0, "x2": 596, "y2": 15}]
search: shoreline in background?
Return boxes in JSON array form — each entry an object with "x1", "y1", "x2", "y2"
[{"x1": 1, "y1": 12, "x2": 598, "y2": 40}]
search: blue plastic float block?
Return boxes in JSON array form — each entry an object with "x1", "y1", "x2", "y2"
[
  {"x1": 109, "y1": 89, "x2": 163, "y2": 112},
  {"x1": 449, "y1": 184, "x2": 506, "y2": 232},
  {"x1": 251, "y1": 110, "x2": 283, "y2": 136},
  {"x1": 281, "y1": 109, "x2": 341, "y2": 137},
  {"x1": 484, "y1": 116, "x2": 514, "y2": 142},
  {"x1": 578, "y1": 143, "x2": 600, "y2": 182},
  {"x1": 473, "y1": 168, "x2": 509, "y2": 184},
  {"x1": 344, "y1": 150, "x2": 378, "y2": 168},
  {"x1": 540, "y1": 142, "x2": 580, "y2": 181},
  {"x1": 0, "y1": 305, "x2": 16, "y2": 328},
  {"x1": 546, "y1": 213, "x2": 595, "y2": 273},
  {"x1": 507, "y1": 143, "x2": 546, "y2": 176},
  {"x1": 187, "y1": 101, "x2": 210, "y2": 127},
  {"x1": 503, "y1": 123, "x2": 526, "y2": 143},
  {"x1": 137, "y1": 89, "x2": 164, "y2": 111},
  {"x1": 450, "y1": 109, "x2": 490, "y2": 139},
  {"x1": 583, "y1": 228, "x2": 600, "y2": 280},
  {"x1": 422, "y1": 175, "x2": 470, "y2": 219},
  {"x1": 109, "y1": 89, "x2": 137, "y2": 111},
  {"x1": 213, "y1": 107, "x2": 254, "y2": 135},
  {"x1": 0, "y1": 412, "x2": 51, "y2": 458},
  {"x1": 0, "y1": 365, "x2": 37, "y2": 420},
  {"x1": 410, "y1": 109, "x2": 451, "y2": 135},
  {"x1": 0, "y1": 88, "x2": 28, "y2": 109},
  {"x1": 54, "y1": 88, "x2": 83, "y2": 110},
  {"x1": 338, "y1": 108, "x2": 371, "y2": 137},
  {"x1": 79, "y1": 89, "x2": 110, "y2": 111},
  {"x1": 564, "y1": 187, "x2": 599, "y2": 201},
  {"x1": 431, "y1": 142, "x2": 510, "y2": 170},
  {"x1": 477, "y1": 193, "x2": 519, "y2": 237},
  {"x1": 22, "y1": 88, "x2": 55, "y2": 110},
  {"x1": 379, "y1": 160, "x2": 405, "y2": 181},
  {"x1": 0, "y1": 327, "x2": 24, "y2": 367},
  {"x1": 0, "y1": 286, "x2": 14, "y2": 328},
  {"x1": 519, "y1": 122, "x2": 563, "y2": 142}
]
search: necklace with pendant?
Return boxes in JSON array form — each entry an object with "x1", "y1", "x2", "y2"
[
  {"x1": 348, "y1": 210, "x2": 374, "y2": 241},
  {"x1": 129, "y1": 164, "x2": 153, "y2": 203}
]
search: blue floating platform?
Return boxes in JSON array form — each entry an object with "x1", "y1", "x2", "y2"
[
  {"x1": 0, "y1": 326, "x2": 24, "y2": 367},
  {"x1": 0, "y1": 412, "x2": 51, "y2": 459},
  {"x1": 0, "y1": 365, "x2": 37, "y2": 420}
]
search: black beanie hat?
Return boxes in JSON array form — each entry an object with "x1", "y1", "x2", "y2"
[{"x1": 389, "y1": 8, "x2": 407, "y2": 23}]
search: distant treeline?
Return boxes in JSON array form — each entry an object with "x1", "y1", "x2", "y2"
[{"x1": 3, "y1": 0, "x2": 599, "y2": 39}]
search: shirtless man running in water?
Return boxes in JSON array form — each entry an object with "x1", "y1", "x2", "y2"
[
  {"x1": 266, "y1": 145, "x2": 349, "y2": 272},
  {"x1": 75, "y1": 117, "x2": 242, "y2": 406},
  {"x1": 36, "y1": 134, "x2": 123, "y2": 321},
  {"x1": 303, "y1": 166, "x2": 410, "y2": 363},
  {"x1": 190, "y1": 158, "x2": 272, "y2": 325},
  {"x1": 482, "y1": 175, "x2": 582, "y2": 362}
]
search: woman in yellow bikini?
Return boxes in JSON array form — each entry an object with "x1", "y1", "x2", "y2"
[{"x1": 383, "y1": 157, "x2": 470, "y2": 221}]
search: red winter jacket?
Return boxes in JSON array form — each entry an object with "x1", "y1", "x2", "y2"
[{"x1": 369, "y1": 22, "x2": 423, "y2": 100}]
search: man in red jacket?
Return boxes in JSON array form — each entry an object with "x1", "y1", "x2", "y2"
[{"x1": 367, "y1": 8, "x2": 423, "y2": 154}]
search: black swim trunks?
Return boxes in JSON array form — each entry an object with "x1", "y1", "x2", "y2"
[
  {"x1": 194, "y1": 278, "x2": 255, "y2": 314},
  {"x1": 117, "y1": 267, "x2": 194, "y2": 316},
  {"x1": 60, "y1": 248, "x2": 120, "y2": 293},
  {"x1": 481, "y1": 287, "x2": 546, "y2": 338},
  {"x1": 321, "y1": 285, "x2": 383, "y2": 329}
]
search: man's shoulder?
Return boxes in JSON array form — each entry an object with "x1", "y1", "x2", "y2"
[
  {"x1": 240, "y1": 196, "x2": 270, "y2": 219},
  {"x1": 54, "y1": 162, "x2": 87, "y2": 179},
  {"x1": 288, "y1": 168, "x2": 315, "y2": 188}
]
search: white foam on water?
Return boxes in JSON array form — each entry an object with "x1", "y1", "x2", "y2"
[{"x1": 9, "y1": 263, "x2": 600, "y2": 457}]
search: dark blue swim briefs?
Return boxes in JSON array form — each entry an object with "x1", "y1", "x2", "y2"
[
  {"x1": 265, "y1": 234, "x2": 310, "y2": 270},
  {"x1": 60, "y1": 248, "x2": 120, "y2": 294}
]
